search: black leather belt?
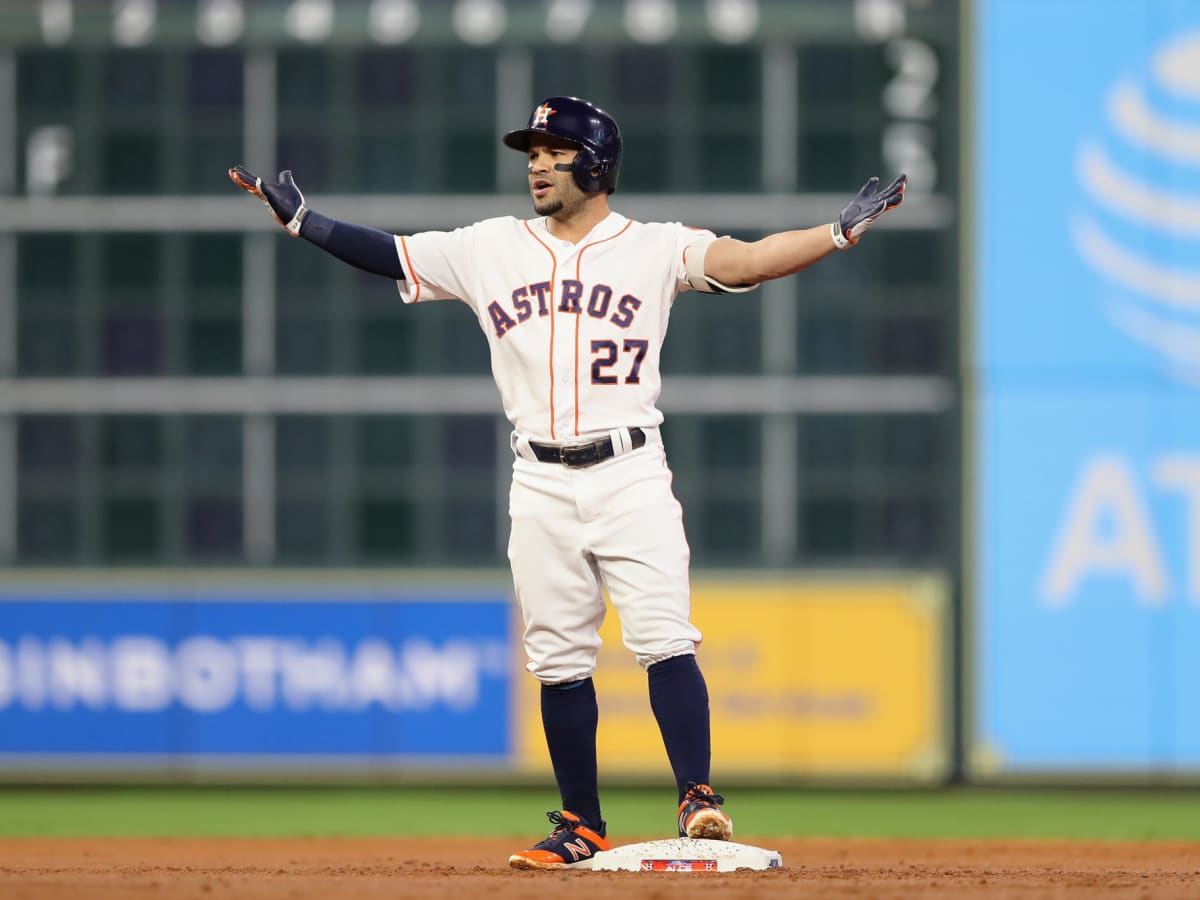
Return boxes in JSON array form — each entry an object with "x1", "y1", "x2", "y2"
[{"x1": 529, "y1": 427, "x2": 646, "y2": 468}]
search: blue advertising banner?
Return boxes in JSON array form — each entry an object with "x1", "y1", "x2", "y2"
[
  {"x1": 975, "y1": 0, "x2": 1200, "y2": 772},
  {"x1": 0, "y1": 582, "x2": 513, "y2": 767}
]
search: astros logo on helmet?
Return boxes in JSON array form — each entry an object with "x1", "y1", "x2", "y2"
[{"x1": 532, "y1": 103, "x2": 557, "y2": 127}]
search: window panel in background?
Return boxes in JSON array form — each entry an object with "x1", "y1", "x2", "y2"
[
  {"x1": 276, "y1": 49, "x2": 337, "y2": 192},
  {"x1": 15, "y1": 415, "x2": 244, "y2": 564},
  {"x1": 101, "y1": 415, "x2": 163, "y2": 471},
  {"x1": 16, "y1": 416, "x2": 83, "y2": 561},
  {"x1": 17, "y1": 48, "x2": 77, "y2": 112},
  {"x1": 352, "y1": 415, "x2": 423, "y2": 558},
  {"x1": 17, "y1": 234, "x2": 83, "y2": 375},
  {"x1": 352, "y1": 269, "x2": 419, "y2": 375},
  {"x1": 530, "y1": 47, "x2": 601, "y2": 102},
  {"x1": 697, "y1": 303, "x2": 761, "y2": 373},
  {"x1": 796, "y1": 413, "x2": 947, "y2": 563},
  {"x1": 97, "y1": 416, "x2": 165, "y2": 563},
  {"x1": 184, "y1": 235, "x2": 243, "y2": 375},
  {"x1": 19, "y1": 231, "x2": 247, "y2": 379},
  {"x1": 436, "y1": 415, "x2": 499, "y2": 564},
  {"x1": 18, "y1": 415, "x2": 80, "y2": 472},
  {"x1": 661, "y1": 416, "x2": 762, "y2": 564},
  {"x1": 100, "y1": 234, "x2": 165, "y2": 375},
  {"x1": 698, "y1": 47, "x2": 760, "y2": 192},
  {"x1": 275, "y1": 416, "x2": 334, "y2": 562},
  {"x1": 101, "y1": 51, "x2": 163, "y2": 195},
  {"x1": 103, "y1": 49, "x2": 162, "y2": 108},
  {"x1": 275, "y1": 234, "x2": 337, "y2": 374},
  {"x1": 797, "y1": 44, "x2": 888, "y2": 192},
  {"x1": 102, "y1": 496, "x2": 161, "y2": 560},
  {"x1": 184, "y1": 51, "x2": 244, "y2": 194},
  {"x1": 181, "y1": 416, "x2": 243, "y2": 561},
  {"x1": 16, "y1": 49, "x2": 82, "y2": 196},
  {"x1": 350, "y1": 414, "x2": 499, "y2": 564},
  {"x1": 352, "y1": 49, "x2": 423, "y2": 192},
  {"x1": 273, "y1": 415, "x2": 501, "y2": 565},
  {"x1": 793, "y1": 231, "x2": 949, "y2": 376},
  {"x1": 354, "y1": 135, "x2": 422, "y2": 193},
  {"x1": 435, "y1": 48, "x2": 497, "y2": 192}
]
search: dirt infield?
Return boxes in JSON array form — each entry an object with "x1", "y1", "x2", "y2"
[{"x1": 2, "y1": 837, "x2": 1198, "y2": 899}]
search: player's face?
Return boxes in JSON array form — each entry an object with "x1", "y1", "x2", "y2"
[{"x1": 527, "y1": 138, "x2": 588, "y2": 217}]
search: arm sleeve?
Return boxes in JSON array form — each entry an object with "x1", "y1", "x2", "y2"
[{"x1": 298, "y1": 211, "x2": 406, "y2": 280}]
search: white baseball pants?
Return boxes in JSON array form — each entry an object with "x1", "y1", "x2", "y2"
[{"x1": 507, "y1": 428, "x2": 701, "y2": 683}]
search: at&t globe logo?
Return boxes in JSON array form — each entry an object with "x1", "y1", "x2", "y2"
[{"x1": 1073, "y1": 28, "x2": 1200, "y2": 386}]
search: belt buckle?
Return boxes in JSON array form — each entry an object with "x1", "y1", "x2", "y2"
[{"x1": 559, "y1": 442, "x2": 599, "y2": 468}]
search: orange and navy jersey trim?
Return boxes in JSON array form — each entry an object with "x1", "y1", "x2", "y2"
[{"x1": 398, "y1": 235, "x2": 422, "y2": 302}]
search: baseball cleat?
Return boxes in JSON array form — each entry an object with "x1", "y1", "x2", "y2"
[
  {"x1": 677, "y1": 782, "x2": 733, "y2": 841},
  {"x1": 508, "y1": 810, "x2": 611, "y2": 870}
]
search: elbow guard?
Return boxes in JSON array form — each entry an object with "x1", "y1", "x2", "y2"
[{"x1": 684, "y1": 235, "x2": 758, "y2": 294}]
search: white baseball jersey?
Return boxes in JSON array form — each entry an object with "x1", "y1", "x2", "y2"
[{"x1": 393, "y1": 211, "x2": 714, "y2": 443}]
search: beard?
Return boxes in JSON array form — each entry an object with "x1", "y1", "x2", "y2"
[
  {"x1": 532, "y1": 195, "x2": 564, "y2": 216},
  {"x1": 531, "y1": 178, "x2": 588, "y2": 218}
]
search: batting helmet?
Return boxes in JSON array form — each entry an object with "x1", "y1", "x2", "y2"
[{"x1": 502, "y1": 96, "x2": 622, "y2": 194}]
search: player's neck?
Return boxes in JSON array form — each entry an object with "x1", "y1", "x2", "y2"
[{"x1": 545, "y1": 196, "x2": 611, "y2": 244}]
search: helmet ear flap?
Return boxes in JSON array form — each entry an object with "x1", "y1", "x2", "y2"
[{"x1": 571, "y1": 147, "x2": 608, "y2": 194}]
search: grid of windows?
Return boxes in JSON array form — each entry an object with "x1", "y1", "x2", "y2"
[
  {"x1": 3, "y1": 21, "x2": 958, "y2": 568},
  {"x1": 18, "y1": 414, "x2": 243, "y2": 562},
  {"x1": 17, "y1": 233, "x2": 244, "y2": 376},
  {"x1": 273, "y1": 414, "x2": 500, "y2": 565}
]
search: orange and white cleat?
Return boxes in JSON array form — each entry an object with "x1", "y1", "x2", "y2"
[
  {"x1": 677, "y1": 782, "x2": 733, "y2": 841},
  {"x1": 508, "y1": 810, "x2": 611, "y2": 870}
]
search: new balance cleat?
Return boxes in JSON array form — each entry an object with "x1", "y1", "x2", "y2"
[
  {"x1": 508, "y1": 810, "x2": 611, "y2": 870},
  {"x1": 677, "y1": 782, "x2": 733, "y2": 840}
]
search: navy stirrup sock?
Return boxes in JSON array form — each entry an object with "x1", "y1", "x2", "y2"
[
  {"x1": 540, "y1": 677, "x2": 602, "y2": 829},
  {"x1": 647, "y1": 653, "x2": 712, "y2": 802}
]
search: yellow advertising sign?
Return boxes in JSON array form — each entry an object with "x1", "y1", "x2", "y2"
[{"x1": 515, "y1": 574, "x2": 946, "y2": 780}]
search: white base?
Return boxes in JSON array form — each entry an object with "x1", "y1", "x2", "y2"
[{"x1": 590, "y1": 838, "x2": 783, "y2": 872}]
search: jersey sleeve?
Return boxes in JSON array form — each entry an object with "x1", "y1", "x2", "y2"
[
  {"x1": 393, "y1": 225, "x2": 477, "y2": 304},
  {"x1": 673, "y1": 224, "x2": 719, "y2": 295}
]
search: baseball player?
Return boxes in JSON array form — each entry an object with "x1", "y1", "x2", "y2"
[{"x1": 230, "y1": 95, "x2": 904, "y2": 870}]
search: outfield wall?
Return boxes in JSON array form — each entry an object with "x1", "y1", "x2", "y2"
[{"x1": 0, "y1": 570, "x2": 947, "y2": 783}]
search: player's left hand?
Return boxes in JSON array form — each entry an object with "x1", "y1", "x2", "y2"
[
  {"x1": 228, "y1": 165, "x2": 308, "y2": 236},
  {"x1": 831, "y1": 174, "x2": 906, "y2": 249}
]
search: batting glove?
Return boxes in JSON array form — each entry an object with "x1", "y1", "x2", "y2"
[
  {"x1": 228, "y1": 165, "x2": 309, "y2": 236},
  {"x1": 831, "y1": 174, "x2": 907, "y2": 249}
]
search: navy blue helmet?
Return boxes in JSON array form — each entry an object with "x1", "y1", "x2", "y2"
[{"x1": 502, "y1": 96, "x2": 623, "y2": 194}]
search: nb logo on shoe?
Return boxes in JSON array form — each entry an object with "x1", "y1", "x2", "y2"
[{"x1": 563, "y1": 838, "x2": 593, "y2": 861}]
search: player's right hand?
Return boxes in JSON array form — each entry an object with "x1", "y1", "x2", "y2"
[
  {"x1": 831, "y1": 174, "x2": 907, "y2": 249},
  {"x1": 229, "y1": 165, "x2": 307, "y2": 236}
]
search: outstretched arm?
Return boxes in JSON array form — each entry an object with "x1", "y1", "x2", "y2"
[
  {"x1": 229, "y1": 165, "x2": 406, "y2": 280},
  {"x1": 703, "y1": 174, "x2": 906, "y2": 287}
]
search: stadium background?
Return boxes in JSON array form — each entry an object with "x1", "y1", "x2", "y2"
[{"x1": 0, "y1": 0, "x2": 1197, "y2": 830}]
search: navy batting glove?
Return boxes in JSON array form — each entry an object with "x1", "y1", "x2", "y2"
[
  {"x1": 831, "y1": 174, "x2": 907, "y2": 249},
  {"x1": 228, "y1": 165, "x2": 309, "y2": 236}
]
